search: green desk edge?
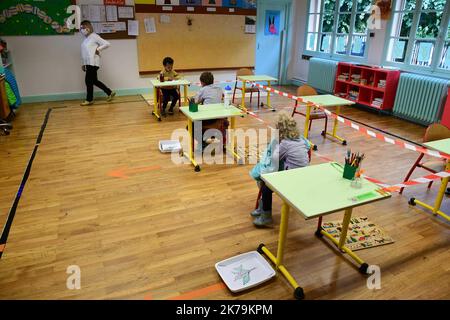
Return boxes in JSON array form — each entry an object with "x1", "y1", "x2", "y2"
[
  {"x1": 180, "y1": 104, "x2": 244, "y2": 121},
  {"x1": 300, "y1": 95, "x2": 355, "y2": 107},
  {"x1": 423, "y1": 138, "x2": 450, "y2": 155},
  {"x1": 261, "y1": 162, "x2": 390, "y2": 220},
  {"x1": 238, "y1": 75, "x2": 278, "y2": 82},
  {"x1": 150, "y1": 79, "x2": 191, "y2": 87}
]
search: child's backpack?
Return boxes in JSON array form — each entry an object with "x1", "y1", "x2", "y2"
[{"x1": 249, "y1": 139, "x2": 280, "y2": 181}]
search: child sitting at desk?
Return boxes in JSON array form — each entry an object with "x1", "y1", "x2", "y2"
[
  {"x1": 160, "y1": 56, "x2": 180, "y2": 116},
  {"x1": 250, "y1": 112, "x2": 311, "y2": 227},
  {"x1": 194, "y1": 72, "x2": 229, "y2": 148}
]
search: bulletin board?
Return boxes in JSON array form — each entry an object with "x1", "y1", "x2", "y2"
[
  {"x1": 136, "y1": 12, "x2": 255, "y2": 74},
  {"x1": 0, "y1": 0, "x2": 76, "y2": 36},
  {"x1": 77, "y1": 1, "x2": 136, "y2": 39}
]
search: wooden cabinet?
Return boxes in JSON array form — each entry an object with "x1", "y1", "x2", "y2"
[
  {"x1": 334, "y1": 62, "x2": 401, "y2": 111},
  {"x1": 0, "y1": 76, "x2": 11, "y2": 120}
]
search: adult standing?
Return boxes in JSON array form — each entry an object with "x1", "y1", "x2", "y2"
[{"x1": 80, "y1": 20, "x2": 116, "y2": 106}]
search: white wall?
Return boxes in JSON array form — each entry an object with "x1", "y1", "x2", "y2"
[
  {"x1": 5, "y1": 34, "x2": 237, "y2": 99},
  {"x1": 289, "y1": 0, "x2": 389, "y2": 83}
]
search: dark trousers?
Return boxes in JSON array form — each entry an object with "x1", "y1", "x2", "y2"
[
  {"x1": 161, "y1": 88, "x2": 179, "y2": 110},
  {"x1": 85, "y1": 65, "x2": 112, "y2": 102},
  {"x1": 261, "y1": 181, "x2": 273, "y2": 211}
]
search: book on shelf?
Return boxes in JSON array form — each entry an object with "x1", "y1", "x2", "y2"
[
  {"x1": 351, "y1": 74, "x2": 361, "y2": 84},
  {"x1": 338, "y1": 73, "x2": 349, "y2": 81},
  {"x1": 348, "y1": 90, "x2": 359, "y2": 100},
  {"x1": 377, "y1": 79, "x2": 386, "y2": 88},
  {"x1": 371, "y1": 97, "x2": 383, "y2": 107}
]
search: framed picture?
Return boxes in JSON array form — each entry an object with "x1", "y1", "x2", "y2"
[{"x1": 264, "y1": 10, "x2": 280, "y2": 36}]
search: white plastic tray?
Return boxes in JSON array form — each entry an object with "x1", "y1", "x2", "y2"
[
  {"x1": 159, "y1": 140, "x2": 181, "y2": 153},
  {"x1": 215, "y1": 251, "x2": 275, "y2": 293}
]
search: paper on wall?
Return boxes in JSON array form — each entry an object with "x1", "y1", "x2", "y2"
[
  {"x1": 160, "y1": 15, "x2": 170, "y2": 24},
  {"x1": 118, "y1": 6, "x2": 134, "y2": 19},
  {"x1": 128, "y1": 20, "x2": 139, "y2": 36},
  {"x1": 144, "y1": 17, "x2": 156, "y2": 33},
  {"x1": 245, "y1": 25, "x2": 256, "y2": 34},
  {"x1": 89, "y1": 5, "x2": 106, "y2": 22},
  {"x1": 81, "y1": 5, "x2": 90, "y2": 21},
  {"x1": 114, "y1": 22, "x2": 127, "y2": 31},
  {"x1": 98, "y1": 22, "x2": 117, "y2": 33},
  {"x1": 106, "y1": 5, "x2": 118, "y2": 22}
]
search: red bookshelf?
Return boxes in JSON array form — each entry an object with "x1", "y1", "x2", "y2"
[
  {"x1": 440, "y1": 87, "x2": 450, "y2": 129},
  {"x1": 334, "y1": 62, "x2": 401, "y2": 111}
]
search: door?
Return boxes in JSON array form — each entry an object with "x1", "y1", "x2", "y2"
[{"x1": 255, "y1": 0, "x2": 290, "y2": 82}]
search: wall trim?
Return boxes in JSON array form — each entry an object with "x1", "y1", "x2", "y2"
[
  {"x1": 21, "y1": 84, "x2": 269, "y2": 104},
  {"x1": 21, "y1": 88, "x2": 151, "y2": 104}
]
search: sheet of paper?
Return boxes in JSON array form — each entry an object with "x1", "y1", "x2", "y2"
[
  {"x1": 127, "y1": 20, "x2": 139, "y2": 36},
  {"x1": 106, "y1": 5, "x2": 118, "y2": 22},
  {"x1": 245, "y1": 25, "x2": 256, "y2": 34},
  {"x1": 144, "y1": 17, "x2": 156, "y2": 33},
  {"x1": 81, "y1": 5, "x2": 90, "y2": 21},
  {"x1": 160, "y1": 15, "x2": 170, "y2": 24},
  {"x1": 118, "y1": 6, "x2": 134, "y2": 19},
  {"x1": 98, "y1": 22, "x2": 117, "y2": 33},
  {"x1": 114, "y1": 22, "x2": 127, "y2": 31},
  {"x1": 89, "y1": 5, "x2": 106, "y2": 22}
]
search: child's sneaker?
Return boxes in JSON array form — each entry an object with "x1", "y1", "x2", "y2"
[
  {"x1": 80, "y1": 100, "x2": 94, "y2": 106},
  {"x1": 251, "y1": 199, "x2": 263, "y2": 217},
  {"x1": 168, "y1": 107, "x2": 174, "y2": 115},
  {"x1": 253, "y1": 211, "x2": 273, "y2": 227},
  {"x1": 107, "y1": 91, "x2": 116, "y2": 102}
]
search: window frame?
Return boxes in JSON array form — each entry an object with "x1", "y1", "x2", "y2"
[
  {"x1": 382, "y1": 0, "x2": 450, "y2": 78},
  {"x1": 303, "y1": 0, "x2": 372, "y2": 62}
]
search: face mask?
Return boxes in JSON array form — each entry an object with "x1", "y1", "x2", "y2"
[{"x1": 80, "y1": 28, "x2": 89, "y2": 36}]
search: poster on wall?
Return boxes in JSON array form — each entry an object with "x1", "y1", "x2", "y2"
[
  {"x1": 0, "y1": 0, "x2": 73, "y2": 36},
  {"x1": 180, "y1": 0, "x2": 202, "y2": 6},
  {"x1": 242, "y1": 0, "x2": 256, "y2": 9},
  {"x1": 202, "y1": 0, "x2": 222, "y2": 6},
  {"x1": 104, "y1": 0, "x2": 125, "y2": 5},
  {"x1": 223, "y1": 0, "x2": 243, "y2": 7},
  {"x1": 156, "y1": 0, "x2": 180, "y2": 5},
  {"x1": 264, "y1": 10, "x2": 280, "y2": 36},
  {"x1": 244, "y1": 16, "x2": 256, "y2": 34}
]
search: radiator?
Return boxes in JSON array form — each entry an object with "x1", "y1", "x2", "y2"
[
  {"x1": 307, "y1": 58, "x2": 338, "y2": 93},
  {"x1": 393, "y1": 73, "x2": 449, "y2": 125}
]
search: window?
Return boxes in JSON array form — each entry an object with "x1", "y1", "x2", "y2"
[
  {"x1": 385, "y1": 0, "x2": 450, "y2": 75},
  {"x1": 305, "y1": 0, "x2": 373, "y2": 59}
]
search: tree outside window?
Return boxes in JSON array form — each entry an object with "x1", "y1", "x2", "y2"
[
  {"x1": 305, "y1": 0, "x2": 373, "y2": 59},
  {"x1": 385, "y1": 0, "x2": 450, "y2": 75}
]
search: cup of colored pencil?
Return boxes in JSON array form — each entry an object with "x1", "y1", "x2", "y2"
[
  {"x1": 188, "y1": 97, "x2": 198, "y2": 112},
  {"x1": 343, "y1": 149, "x2": 365, "y2": 180}
]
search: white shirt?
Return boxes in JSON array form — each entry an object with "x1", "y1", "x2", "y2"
[
  {"x1": 81, "y1": 33, "x2": 110, "y2": 67},
  {"x1": 195, "y1": 84, "x2": 223, "y2": 105}
]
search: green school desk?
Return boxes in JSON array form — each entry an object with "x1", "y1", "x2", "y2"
[
  {"x1": 150, "y1": 79, "x2": 191, "y2": 121},
  {"x1": 300, "y1": 95, "x2": 355, "y2": 150},
  {"x1": 260, "y1": 162, "x2": 391, "y2": 299},
  {"x1": 409, "y1": 138, "x2": 450, "y2": 221},
  {"x1": 180, "y1": 103, "x2": 244, "y2": 172},
  {"x1": 237, "y1": 75, "x2": 278, "y2": 112}
]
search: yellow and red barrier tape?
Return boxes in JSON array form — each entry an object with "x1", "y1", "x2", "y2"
[{"x1": 246, "y1": 81, "x2": 450, "y2": 161}]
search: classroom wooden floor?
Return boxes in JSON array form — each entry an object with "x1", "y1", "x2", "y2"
[{"x1": 0, "y1": 89, "x2": 449, "y2": 300}]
